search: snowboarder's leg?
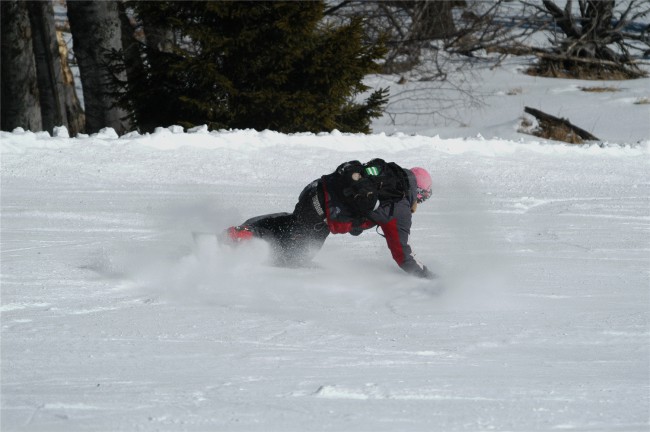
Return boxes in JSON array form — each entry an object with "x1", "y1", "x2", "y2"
[
  {"x1": 223, "y1": 212, "x2": 292, "y2": 243},
  {"x1": 223, "y1": 180, "x2": 328, "y2": 266},
  {"x1": 273, "y1": 216, "x2": 328, "y2": 267},
  {"x1": 275, "y1": 181, "x2": 329, "y2": 266}
]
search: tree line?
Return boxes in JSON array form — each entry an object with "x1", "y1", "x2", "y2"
[
  {"x1": 1, "y1": 1, "x2": 648, "y2": 137},
  {"x1": 2, "y1": 1, "x2": 389, "y2": 136}
]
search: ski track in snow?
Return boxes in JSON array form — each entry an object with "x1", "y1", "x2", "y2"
[{"x1": 1, "y1": 127, "x2": 649, "y2": 431}]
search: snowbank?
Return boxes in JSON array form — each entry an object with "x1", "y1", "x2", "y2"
[{"x1": 2, "y1": 126, "x2": 648, "y2": 157}]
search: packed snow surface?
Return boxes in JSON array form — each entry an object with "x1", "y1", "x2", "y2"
[{"x1": 1, "y1": 126, "x2": 648, "y2": 431}]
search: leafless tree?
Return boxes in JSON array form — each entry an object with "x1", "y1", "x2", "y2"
[
  {"x1": 525, "y1": 0, "x2": 649, "y2": 79},
  {"x1": 325, "y1": 1, "x2": 648, "y2": 128},
  {"x1": 324, "y1": 1, "x2": 544, "y2": 127}
]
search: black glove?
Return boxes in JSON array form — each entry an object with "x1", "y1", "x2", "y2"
[
  {"x1": 349, "y1": 219, "x2": 364, "y2": 236},
  {"x1": 415, "y1": 265, "x2": 436, "y2": 280}
]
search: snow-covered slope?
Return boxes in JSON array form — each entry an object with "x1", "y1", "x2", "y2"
[
  {"x1": 1, "y1": 127, "x2": 648, "y2": 431},
  {"x1": 370, "y1": 56, "x2": 650, "y2": 144}
]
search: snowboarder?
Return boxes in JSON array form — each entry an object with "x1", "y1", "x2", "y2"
[{"x1": 223, "y1": 159, "x2": 435, "y2": 279}]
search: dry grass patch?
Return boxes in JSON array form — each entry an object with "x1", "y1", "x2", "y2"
[
  {"x1": 520, "y1": 107, "x2": 600, "y2": 145},
  {"x1": 519, "y1": 116, "x2": 533, "y2": 129},
  {"x1": 526, "y1": 57, "x2": 646, "y2": 80},
  {"x1": 579, "y1": 86, "x2": 621, "y2": 93},
  {"x1": 532, "y1": 122, "x2": 584, "y2": 144},
  {"x1": 520, "y1": 118, "x2": 585, "y2": 144}
]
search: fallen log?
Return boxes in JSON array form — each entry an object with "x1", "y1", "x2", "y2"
[{"x1": 524, "y1": 106, "x2": 600, "y2": 143}]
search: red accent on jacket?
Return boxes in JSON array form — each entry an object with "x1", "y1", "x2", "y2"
[{"x1": 378, "y1": 219, "x2": 405, "y2": 266}]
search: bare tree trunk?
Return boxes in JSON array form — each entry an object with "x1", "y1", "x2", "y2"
[
  {"x1": 27, "y1": 0, "x2": 68, "y2": 134},
  {"x1": 138, "y1": 3, "x2": 176, "y2": 75},
  {"x1": 141, "y1": 17, "x2": 175, "y2": 55},
  {"x1": 118, "y1": 1, "x2": 145, "y2": 90},
  {"x1": 1, "y1": 0, "x2": 42, "y2": 132},
  {"x1": 57, "y1": 31, "x2": 85, "y2": 136},
  {"x1": 412, "y1": 1, "x2": 462, "y2": 40},
  {"x1": 67, "y1": 0, "x2": 130, "y2": 135}
]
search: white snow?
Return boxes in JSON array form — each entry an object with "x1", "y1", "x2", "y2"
[
  {"x1": 371, "y1": 56, "x2": 650, "y2": 144},
  {"x1": 1, "y1": 59, "x2": 649, "y2": 431}
]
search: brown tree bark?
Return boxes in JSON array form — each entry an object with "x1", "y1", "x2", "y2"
[
  {"x1": 27, "y1": 0, "x2": 68, "y2": 134},
  {"x1": 56, "y1": 31, "x2": 86, "y2": 136},
  {"x1": 67, "y1": 0, "x2": 130, "y2": 135},
  {"x1": 524, "y1": 106, "x2": 600, "y2": 142},
  {"x1": 412, "y1": 1, "x2": 463, "y2": 40},
  {"x1": 1, "y1": 0, "x2": 42, "y2": 132}
]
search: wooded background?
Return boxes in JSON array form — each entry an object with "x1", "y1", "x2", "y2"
[{"x1": 1, "y1": 0, "x2": 648, "y2": 136}]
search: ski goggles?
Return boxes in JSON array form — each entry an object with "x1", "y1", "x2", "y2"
[{"x1": 417, "y1": 187, "x2": 432, "y2": 203}]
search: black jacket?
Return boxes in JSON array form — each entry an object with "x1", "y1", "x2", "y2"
[{"x1": 320, "y1": 167, "x2": 428, "y2": 277}]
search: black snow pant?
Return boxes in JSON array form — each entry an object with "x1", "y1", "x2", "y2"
[{"x1": 242, "y1": 181, "x2": 329, "y2": 266}]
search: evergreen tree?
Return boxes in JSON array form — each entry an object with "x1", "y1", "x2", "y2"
[{"x1": 122, "y1": 1, "x2": 388, "y2": 133}]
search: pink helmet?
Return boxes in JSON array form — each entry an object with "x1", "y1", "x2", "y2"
[{"x1": 410, "y1": 167, "x2": 432, "y2": 203}]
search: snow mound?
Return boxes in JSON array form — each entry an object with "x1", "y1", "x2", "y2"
[{"x1": 2, "y1": 127, "x2": 647, "y2": 157}]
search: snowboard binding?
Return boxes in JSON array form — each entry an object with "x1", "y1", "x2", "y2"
[{"x1": 220, "y1": 225, "x2": 256, "y2": 244}]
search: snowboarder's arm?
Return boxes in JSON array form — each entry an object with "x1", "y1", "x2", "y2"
[{"x1": 374, "y1": 200, "x2": 430, "y2": 278}]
